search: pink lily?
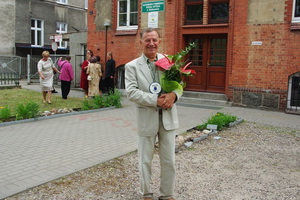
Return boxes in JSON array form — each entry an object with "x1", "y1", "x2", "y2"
[
  {"x1": 155, "y1": 54, "x2": 174, "y2": 71},
  {"x1": 180, "y1": 62, "x2": 196, "y2": 75}
]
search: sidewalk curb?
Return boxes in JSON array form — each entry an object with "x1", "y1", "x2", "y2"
[{"x1": 0, "y1": 106, "x2": 116, "y2": 127}]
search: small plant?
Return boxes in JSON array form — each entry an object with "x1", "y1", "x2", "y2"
[
  {"x1": 0, "y1": 105, "x2": 11, "y2": 122},
  {"x1": 197, "y1": 112, "x2": 237, "y2": 131},
  {"x1": 82, "y1": 99, "x2": 91, "y2": 111},
  {"x1": 26, "y1": 101, "x2": 40, "y2": 118},
  {"x1": 15, "y1": 101, "x2": 40, "y2": 120},
  {"x1": 108, "y1": 88, "x2": 122, "y2": 108},
  {"x1": 93, "y1": 95, "x2": 104, "y2": 109}
]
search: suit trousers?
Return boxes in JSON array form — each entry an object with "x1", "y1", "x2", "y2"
[
  {"x1": 61, "y1": 80, "x2": 71, "y2": 99},
  {"x1": 138, "y1": 114, "x2": 176, "y2": 199}
]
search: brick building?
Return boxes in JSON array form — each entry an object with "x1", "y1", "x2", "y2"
[{"x1": 87, "y1": 0, "x2": 300, "y2": 113}]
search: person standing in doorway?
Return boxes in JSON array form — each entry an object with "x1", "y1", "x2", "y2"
[
  {"x1": 105, "y1": 52, "x2": 115, "y2": 94},
  {"x1": 125, "y1": 28, "x2": 180, "y2": 200},
  {"x1": 58, "y1": 55, "x2": 74, "y2": 100}
]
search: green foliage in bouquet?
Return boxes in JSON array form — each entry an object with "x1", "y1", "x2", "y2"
[{"x1": 155, "y1": 43, "x2": 196, "y2": 95}]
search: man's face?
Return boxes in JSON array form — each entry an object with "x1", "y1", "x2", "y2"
[{"x1": 140, "y1": 31, "x2": 161, "y2": 60}]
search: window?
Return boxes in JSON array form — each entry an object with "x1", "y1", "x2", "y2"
[
  {"x1": 209, "y1": 1, "x2": 229, "y2": 24},
  {"x1": 117, "y1": 0, "x2": 138, "y2": 30},
  {"x1": 31, "y1": 19, "x2": 44, "y2": 47},
  {"x1": 57, "y1": 0, "x2": 67, "y2": 4},
  {"x1": 56, "y1": 22, "x2": 68, "y2": 48},
  {"x1": 185, "y1": 0, "x2": 203, "y2": 25},
  {"x1": 287, "y1": 72, "x2": 300, "y2": 112},
  {"x1": 292, "y1": 0, "x2": 300, "y2": 22},
  {"x1": 185, "y1": 0, "x2": 229, "y2": 25}
]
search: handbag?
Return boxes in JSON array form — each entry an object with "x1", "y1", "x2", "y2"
[{"x1": 87, "y1": 75, "x2": 92, "y2": 81}]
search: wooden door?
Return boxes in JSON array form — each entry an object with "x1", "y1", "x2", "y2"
[{"x1": 185, "y1": 35, "x2": 227, "y2": 93}]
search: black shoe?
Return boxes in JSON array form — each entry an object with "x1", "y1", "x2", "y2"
[{"x1": 52, "y1": 90, "x2": 58, "y2": 93}]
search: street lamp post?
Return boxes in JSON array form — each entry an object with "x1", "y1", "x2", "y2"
[{"x1": 104, "y1": 21, "x2": 111, "y2": 64}]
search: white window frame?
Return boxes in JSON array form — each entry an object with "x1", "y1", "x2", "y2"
[
  {"x1": 117, "y1": 0, "x2": 138, "y2": 30},
  {"x1": 31, "y1": 18, "x2": 44, "y2": 47},
  {"x1": 57, "y1": 0, "x2": 68, "y2": 4},
  {"x1": 56, "y1": 22, "x2": 68, "y2": 48},
  {"x1": 292, "y1": 0, "x2": 300, "y2": 23},
  {"x1": 287, "y1": 72, "x2": 300, "y2": 111}
]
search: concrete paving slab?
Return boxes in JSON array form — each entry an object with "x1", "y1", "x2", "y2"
[{"x1": 0, "y1": 81, "x2": 299, "y2": 199}]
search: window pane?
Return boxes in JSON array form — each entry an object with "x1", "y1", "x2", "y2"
[
  {"x1": 31, "y1": 19, "x2": 35, "y2": 27},
  {"x1": 37, "y1": 31, "x2": 41, "y2": 46},
  {"x1": 295, "y1": 0, "x2": 300, "y2": 17},
  {"x1": 31, "y1": 30, "x2": 35, "y2": 45},
  {"x1": 37, "y1": 20, "x2": 41, "y2": 28},
  {"x1": 130, "y1": 0, "x2": 138, "y2": 12},
  {"x1": 119, "y1": 14, "x2": 127, "y2": 26},
  {"x1": 189, "y1": 38, "x2": 204, "y2": 66},
  {"x1": 130, "y1": 13, "x2": 138, "y2": 25},
  {"x1": 56, "y1": 22, "x2": 60, "y2": 31},
  {"x1": 119, "y1": 1, "x2": 127, "y2": 13},
  {"x1": 187, "y1": 5, "x2": 203, "y2": 21},
  {"x1": 211, "y1": 3, "x2": 229, "y2": 20},
  {"x1": 61, "y1": 24, "x2": 65, "y2": 31}
]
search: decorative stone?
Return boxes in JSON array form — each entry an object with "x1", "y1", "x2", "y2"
[
  {"x1": 184, "y1": 142, "x2": 193, "y2": 147},
  {"x1": 193, "y1": 134, "x2": 207, "y2": 143},
  {"x1": 203, "y1": 130, "x2": 212, "y2": 134},
  {"x1": 57, "y1": 109, "x2": 63, "y2": 114},
  {"x1": 62, "y1": 108, "x2": 69, "y2": 113},
  {"x1": 44, "y1": 111, "x2": 51, "y2": 115},
  {"x1": 209, "y1": 130, "x2": 218, "y2": 136}
]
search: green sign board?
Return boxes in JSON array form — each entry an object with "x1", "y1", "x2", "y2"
[{"x1": 142, "y1": 1, "x2": 165, "y2": 13}]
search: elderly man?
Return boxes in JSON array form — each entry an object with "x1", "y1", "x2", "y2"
[{"x1": 125, "y1": 28, "x2": 181, "y2": 200}]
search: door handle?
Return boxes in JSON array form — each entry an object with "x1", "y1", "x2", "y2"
[{"x1": 207, "y1": 61, "x2": 210, "y2": 68}]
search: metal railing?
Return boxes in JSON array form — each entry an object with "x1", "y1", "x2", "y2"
[{"x1": 0, "y1": 72, "x2": 19, "y2": 86}]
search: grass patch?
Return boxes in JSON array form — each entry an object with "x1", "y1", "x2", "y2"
[{"x1": 0, "y1": 88, "x2": 89, "y2": 117}]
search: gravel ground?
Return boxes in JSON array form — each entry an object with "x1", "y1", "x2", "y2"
[{"x1": 6, "y1": 122, "x2": 300, "y2": 200}]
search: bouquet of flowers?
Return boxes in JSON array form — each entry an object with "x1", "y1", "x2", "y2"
[{"x1": 155, "y1": 43, "x2": 196, "y2": 96}]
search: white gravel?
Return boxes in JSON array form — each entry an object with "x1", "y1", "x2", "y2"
[{"x1": 6, "y1": 122, "x2": 300, "y2": 200}]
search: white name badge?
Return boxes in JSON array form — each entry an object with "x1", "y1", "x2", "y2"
[{"x1": 149, "y1": 82, "x2": 162, "y2": 94}]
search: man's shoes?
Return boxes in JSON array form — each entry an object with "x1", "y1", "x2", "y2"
[
  {"x1": 52, "y1": 90, "x2": 58, "y2": 93},
  {"x1": 141, "y1": 197, "x2": 152, "y2": 200}
]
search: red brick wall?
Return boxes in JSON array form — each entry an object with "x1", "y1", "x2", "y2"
[
  {"x1": 87, "y1": 0, "x2": 177, "y2": 69},
  {"x1": 229, "y1": 0, "x2": 300, "y2": 110},
  {"x1": 87, "y1": 0, "x2": 300, "y2": 111}
]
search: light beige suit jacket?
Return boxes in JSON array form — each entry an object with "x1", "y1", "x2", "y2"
[{"x1": 125, "y1": 53, "x2": 181, "y2": 136}]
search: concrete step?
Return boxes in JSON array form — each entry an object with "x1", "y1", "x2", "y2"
[{"x1": 178, "y1": 91, "x2": 232, "y2": 107}]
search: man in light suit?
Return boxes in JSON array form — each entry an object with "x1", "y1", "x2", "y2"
[{"x1": 125, "y1": 28, "x2": 181, "y2": 200}]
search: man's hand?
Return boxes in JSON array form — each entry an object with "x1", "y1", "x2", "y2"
[{"x1": 157, "y1": 92, "x2": 176, "y2": 109}]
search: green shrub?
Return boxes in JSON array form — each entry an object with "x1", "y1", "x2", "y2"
[
  {"x1": 82, "y1": 99, "x2": 91, "y2": 110},
  {"x1": 0, "y1": 105, "x2": 11, "y2": 121},
  {"x1": 108, "y1": 88, "x2": 122, "y2": 108},
  {"x1": 197, "y1": 112, "x2": 237, "y2": 131},
  {"x1": 93, "y1": 95, "x2": 104, "y2": 109},
  {"x1": 15, "y1": 101, "x2": 40, "y2": 119},
  {"x1": 83, "y1": 88, "x2": 122, "y2": 109}
]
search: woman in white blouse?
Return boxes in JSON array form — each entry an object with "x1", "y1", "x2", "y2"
[{"x1": 37, "y1": 51, "x2": 61, "y2": 104}]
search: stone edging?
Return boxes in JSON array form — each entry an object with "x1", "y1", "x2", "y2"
[
  {"x1": 0, "y1": 106, "x2": 116, "y2": 127},
  {"x1": 181, "y1": 118, "x2": 244, "y2": 147}
]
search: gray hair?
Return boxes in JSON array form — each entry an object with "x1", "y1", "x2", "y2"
[{"x1": 140, "y1": 28, "x2": 160, "y2": 39}]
